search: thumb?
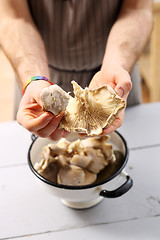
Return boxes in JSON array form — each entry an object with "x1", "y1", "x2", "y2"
[
  {"x1": 115, "y1": 79, "x2": 132, "y2": 100},
  {"x1": 115, "y1": 87, "x2": 124, "y2": 98}
]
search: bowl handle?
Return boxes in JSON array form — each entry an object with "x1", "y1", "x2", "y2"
[
  {"x1": 99, "y1": 173, "x2": 133, "y2": 198},
  {"x1": 31, "y1": 134, "x2": 38, "y2": 142}
]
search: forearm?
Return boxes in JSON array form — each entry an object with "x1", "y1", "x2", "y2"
[
  {"x1": 101, "y1": 0, "x2": 153, "y2": 74},
  {"x1": 0, "y1": 0, "x2": 49, "y2": 87}
]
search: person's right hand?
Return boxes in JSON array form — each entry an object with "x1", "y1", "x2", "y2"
[{"x1": 17, "y1": 80, "x2": 69, "y2": 140}]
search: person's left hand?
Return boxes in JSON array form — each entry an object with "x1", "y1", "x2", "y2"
[{"x1": 89, "y1": 65, "x2": 132, "y2": 135}]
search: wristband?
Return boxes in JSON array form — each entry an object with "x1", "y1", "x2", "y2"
[{"x1": 22, "y1": 76, "x2": 53, "y2": 95}]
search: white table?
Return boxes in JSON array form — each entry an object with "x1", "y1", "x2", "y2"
[{"x1": 1, "y1": 102, "x2": 160, "y2": 240}]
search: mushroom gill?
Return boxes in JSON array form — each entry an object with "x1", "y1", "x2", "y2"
[{"x1": 60, "y1": 81, "x2": 125, "y2": 135}]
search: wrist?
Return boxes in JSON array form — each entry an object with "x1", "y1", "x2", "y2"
[
  {"x1": 22, "y1": 76, "x2": 53, "y2": 95},
  {"x1": 100, "y1": 62, "x2": 128, "y2": 79},
  {"x1": 23, "y1": 79, "x2": 53, "y2": 104},
  {"x1": 101, "y1": 51, "x2": 132, "y2": 74}
]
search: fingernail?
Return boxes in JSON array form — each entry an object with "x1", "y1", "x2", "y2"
[{"x1": 117, "y1": 88, "x2": 124, "y2": 98}]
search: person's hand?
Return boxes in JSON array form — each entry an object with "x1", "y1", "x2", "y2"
[
  {"x1": 89, "y1": 65, "x2": 132, "y2": 135},
  {"x1": 17, "y1": 80, "x2": 69, "y2": 140}
]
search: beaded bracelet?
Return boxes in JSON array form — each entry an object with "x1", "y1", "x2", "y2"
[{"x1": 22, "y1": 76, "x2": 53, "y2": 95}]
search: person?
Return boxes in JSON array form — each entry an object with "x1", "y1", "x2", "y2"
[{"x1": 0, "y1": 0, "x2": 152, "y2": 140}]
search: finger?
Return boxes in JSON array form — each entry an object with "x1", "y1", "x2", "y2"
[
  {"x1": 102, "y1": 120, "x2": 121, "y2": 135},
  {"x1": 102, "y1": 111, "x2": 124, "y2": 135},
  {"x1": 78, "y1": 133, "x2": 87, "y2": 137},
  {"x1": 35, "y1": 113, "x2": 64, "y2": 137},
  {"x1": 17, "y1": 111, "x2": 54, "y2": 132},
  {"x1": 49, "y1": 128, "x2": 64, "y2": 141},
  {"x1": 115, "y1": 75, "x2": 132, "y2": 100},
  {"x1": 89, "y1": 71, "x2": 115, "y2": 90},
  {"x1": 61, "y1": 130, "x2": 70, "y2": 138},
  {"x1": 102, "y1": 124, "x2": 119, "y2": 135}
]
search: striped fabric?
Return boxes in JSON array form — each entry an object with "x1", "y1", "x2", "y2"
[{"x1": 27, "y1": 0, "x2": 141, "y2": 105}]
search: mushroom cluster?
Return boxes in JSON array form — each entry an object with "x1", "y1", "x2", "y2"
[
  {"x1": 40, "y1": 81, "x2": 125, "y2": 136},
  {"x1": 34, "y1": 136, "x2": 116, "y2": 186}
]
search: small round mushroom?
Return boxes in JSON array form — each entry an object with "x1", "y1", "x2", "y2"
[{"x1": 40, "y1": 84, "x2": 70, "y2": 115}]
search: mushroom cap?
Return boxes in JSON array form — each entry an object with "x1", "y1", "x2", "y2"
[
  {"x1": 70, "y1": 154, "x2": 92, "y2": 168},
  {"x1": 83, "y1": 169, "x2": 97, "y2": 185},
  {"x1": 60, "y1": 81, "x2": 125, "y2": 136},
  {"x1": 56, "y1": 138, "x2": 70, "y2": 150},
  {"x1": 38, "y1": 162, "x2": 59, "y2": 183},
  {"x1": 83, "y1": 147, "x2": 107, "y2": 174},
  {"x1": 81, "y1": 135, "x2": 114, "y2": 160},
  {"x1": 57, "y1": 165, "x2": 97, "y2": 186},
  {"x1": 57, "y1": 165, "x2": 85, "y2": 186}
]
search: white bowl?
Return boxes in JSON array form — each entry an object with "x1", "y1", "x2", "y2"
[{"x1": 28, "y1": 131, "x2": 133, "y2": 209}]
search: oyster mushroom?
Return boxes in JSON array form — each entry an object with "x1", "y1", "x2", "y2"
[
  {"x1": 54, "y1": 155, "x2": 70, "y2": 168},
  {"x1": 83, "y1": 147, "x2": 108, "y2": 174},
  {"x1": 56, "y1": 138, "x2": 70, "y2": 150},
  {"x1": 81, "y1": 135, "x2": 115, "y2": 161},
  {"x1": 57, "y1": 165, "x2": 96, "y2": 186},
  {"x1": 34, "y1": 135, "x2": 116, "y2": 186},
  {"x1": 57, "y1": 165, "x2": 85, "y2": 186},
  {"x1": 83, "y1": 169, "x2": 97, "y2": 185},
  {"x1": 70, "y1": 154, "x2": 92, "y2": 168},
  {"x1": 45, "y1": 143, "x2": 66, "y2": 157},
  {"x1": 37, "y1": 143, "x2": 69, "y2": 176},
  {"x1": 60, "y1": 81, "x2": 125, "y2": 136},
  {"x1": 38, "y1": 162, "x2": 59, "y2": 183},
  {"x1": 40, "y1": 84, "x2": 70, "y2": 115},
  {"x1": 81, "y1": 135, "x2": 110, "y2": 149},
  {"x1": 67, "y1": 139, "x2": 83, "y2": 154},
  {"x1": 34, "y1": 158, "x2": 46, "y2": 171}
]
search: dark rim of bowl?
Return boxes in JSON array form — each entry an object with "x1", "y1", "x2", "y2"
[{"x1": 28, "y1": 131, "x2": 129, "y2": 190}]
